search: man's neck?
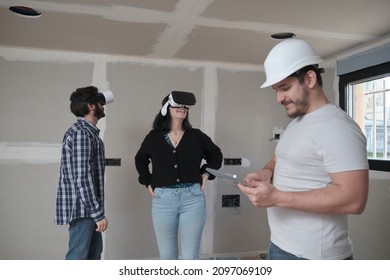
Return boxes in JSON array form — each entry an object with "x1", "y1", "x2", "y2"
[
  {"x1": 84, "y1": 113, "x2": 98, "y2": 126},
  {"x1": 307, "y1": 88, "x2": 330, "y2": 114}
]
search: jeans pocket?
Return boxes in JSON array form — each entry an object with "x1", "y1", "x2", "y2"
[
  {"x1": 189, "y1": 184, "x2": 203, "y2": 196},
  {"x1": 154, "y1": 188, "x2": 162, "y2": 199}
]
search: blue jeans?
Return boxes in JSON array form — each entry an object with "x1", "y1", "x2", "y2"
[
  {"x1": 267, "y1": 242, "x2": 353, "y2": 260},
  {"x1": 65, "y1": 217, "x2": 102, "y2": 260},
  {"x1": 152, "y1": 184, "x2": 206, "y2": 260}
]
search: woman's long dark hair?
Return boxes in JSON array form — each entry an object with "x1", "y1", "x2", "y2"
[{"x1": 152, "y1": 106, "x2": 192, "y2": 132}]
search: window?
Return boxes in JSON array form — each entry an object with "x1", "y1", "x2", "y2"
[{"x1": 339, "y1": 61, "x2": 390, "y2": 171}]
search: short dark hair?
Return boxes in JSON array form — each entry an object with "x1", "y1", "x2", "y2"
[
  {"x1": 152, "y1": 107, "x2": 192, "y2": 132},
  {"x1": 69, "y1": 86, "x2": 99, "y2": 117},
  {"x1": 290, "y1": 65, "x2": 324, "y2": 87}
]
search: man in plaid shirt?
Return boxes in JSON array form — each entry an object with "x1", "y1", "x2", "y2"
[{"x1": 55, "y1": 86, "x2": 113, "y2": 259}]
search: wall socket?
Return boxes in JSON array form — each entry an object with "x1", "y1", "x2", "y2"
[
  {"x1": 222, "y1": 194, "x2": 240, "y2": 208},
  {"x1": 105, "y1": 158, "x2": 121, "y2": 166},
  {"x1": 224, "y1": 158, "x2": 242, "y2": 165}
]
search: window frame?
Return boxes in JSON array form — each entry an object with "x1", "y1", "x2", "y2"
[{"x1": 339, "y1": 61, "x2": 390, "y2": 172}]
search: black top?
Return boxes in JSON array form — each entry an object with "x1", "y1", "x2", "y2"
[{"x1": 135, "y1": 128, "x2": 223, "y2": 189}]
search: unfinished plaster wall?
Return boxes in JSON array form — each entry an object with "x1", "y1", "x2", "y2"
[{"x1": 0, "y1": 46, "x2": 389, "y2": 260}]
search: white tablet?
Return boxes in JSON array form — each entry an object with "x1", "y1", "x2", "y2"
[{"x1": 206, "y1": 168, "x2": 242, "y2": 183}]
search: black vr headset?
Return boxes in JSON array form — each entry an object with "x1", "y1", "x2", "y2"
[{"x1": 161, "y1": 91, "x2": 196, "y2": 116}]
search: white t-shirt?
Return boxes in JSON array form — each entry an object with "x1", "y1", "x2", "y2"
[{"x1": 270, "y1": 104, "x2": 368, "y2": 259}]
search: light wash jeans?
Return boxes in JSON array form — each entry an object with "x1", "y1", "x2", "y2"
[
  {"x1": 65, "y1": 217, "x2": 102, "y2": 260},
  {"x1": 267, "y1": 242, "x2": 353, "y2": 260},
  {"x1": 152, "y1": 183, "x2": 206, "y2": 260}
]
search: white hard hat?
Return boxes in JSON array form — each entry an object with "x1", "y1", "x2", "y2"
[{"x1": 260, "y1": 38, "x2": 323, "y2": 88}]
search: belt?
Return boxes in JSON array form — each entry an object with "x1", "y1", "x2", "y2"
[{"x1": 162, "y1": 183, "x2": 192, "y2": 189}]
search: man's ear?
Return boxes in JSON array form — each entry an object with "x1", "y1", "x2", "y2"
[
  {"x1": 87, "y1": 103, "x2": 95, "y2": 112},
  {"x1": 305, "y1": 70, "x2": 317, "y2": 88}
]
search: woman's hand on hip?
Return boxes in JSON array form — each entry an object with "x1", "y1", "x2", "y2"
[
  {"x1": 201, "y1": 173, "x2": 209, "y2": 191},
  {"x1": 147, "y1": 185, "x2": 155, "y2": 197}
]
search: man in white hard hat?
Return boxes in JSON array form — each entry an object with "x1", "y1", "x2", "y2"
[
  {"x1": 238, "y1": 39, "x2": 369, "y2": 260},
  {"x1": 55, "y1": 86, "x2": 113, "y2": 259}
]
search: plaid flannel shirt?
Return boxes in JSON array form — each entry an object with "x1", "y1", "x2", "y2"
[{"x1": 55, "y1": 117, "x2": 105, "y2": 225}]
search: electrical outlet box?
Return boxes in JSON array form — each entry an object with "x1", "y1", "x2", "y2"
[
  {"x1": 224, "y1": 158, "x2": 242, "y2": 165},
  {"x1": 222, "y1": 194, "x2": 240, "y2": 208},
  {"x1": 105, "y1": 158, "x2": 121, "y2": 166}
]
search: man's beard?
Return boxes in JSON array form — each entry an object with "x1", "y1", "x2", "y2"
[
  {"x1": 94, "y1": 105, "x2": 105, "y2": 119},
  {"x1": 283, "y1": 88, "x2": 310, "y2": 118}
]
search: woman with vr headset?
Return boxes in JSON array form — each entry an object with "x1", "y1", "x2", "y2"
[{"x1": 135, "y1": 91, "x2": 223, "y2": 260}]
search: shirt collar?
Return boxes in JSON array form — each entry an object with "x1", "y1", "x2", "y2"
[{"x1": 77, "y1": 117, "x2": 100, "y2": 134}]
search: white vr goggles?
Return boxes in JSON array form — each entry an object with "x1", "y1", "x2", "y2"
[
  {"x1": 97, "y1": 90, "x2": 114, "y2": 105},
  {"x1": 161, "y1": 91, "x2": 196, "y2": 116}
]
